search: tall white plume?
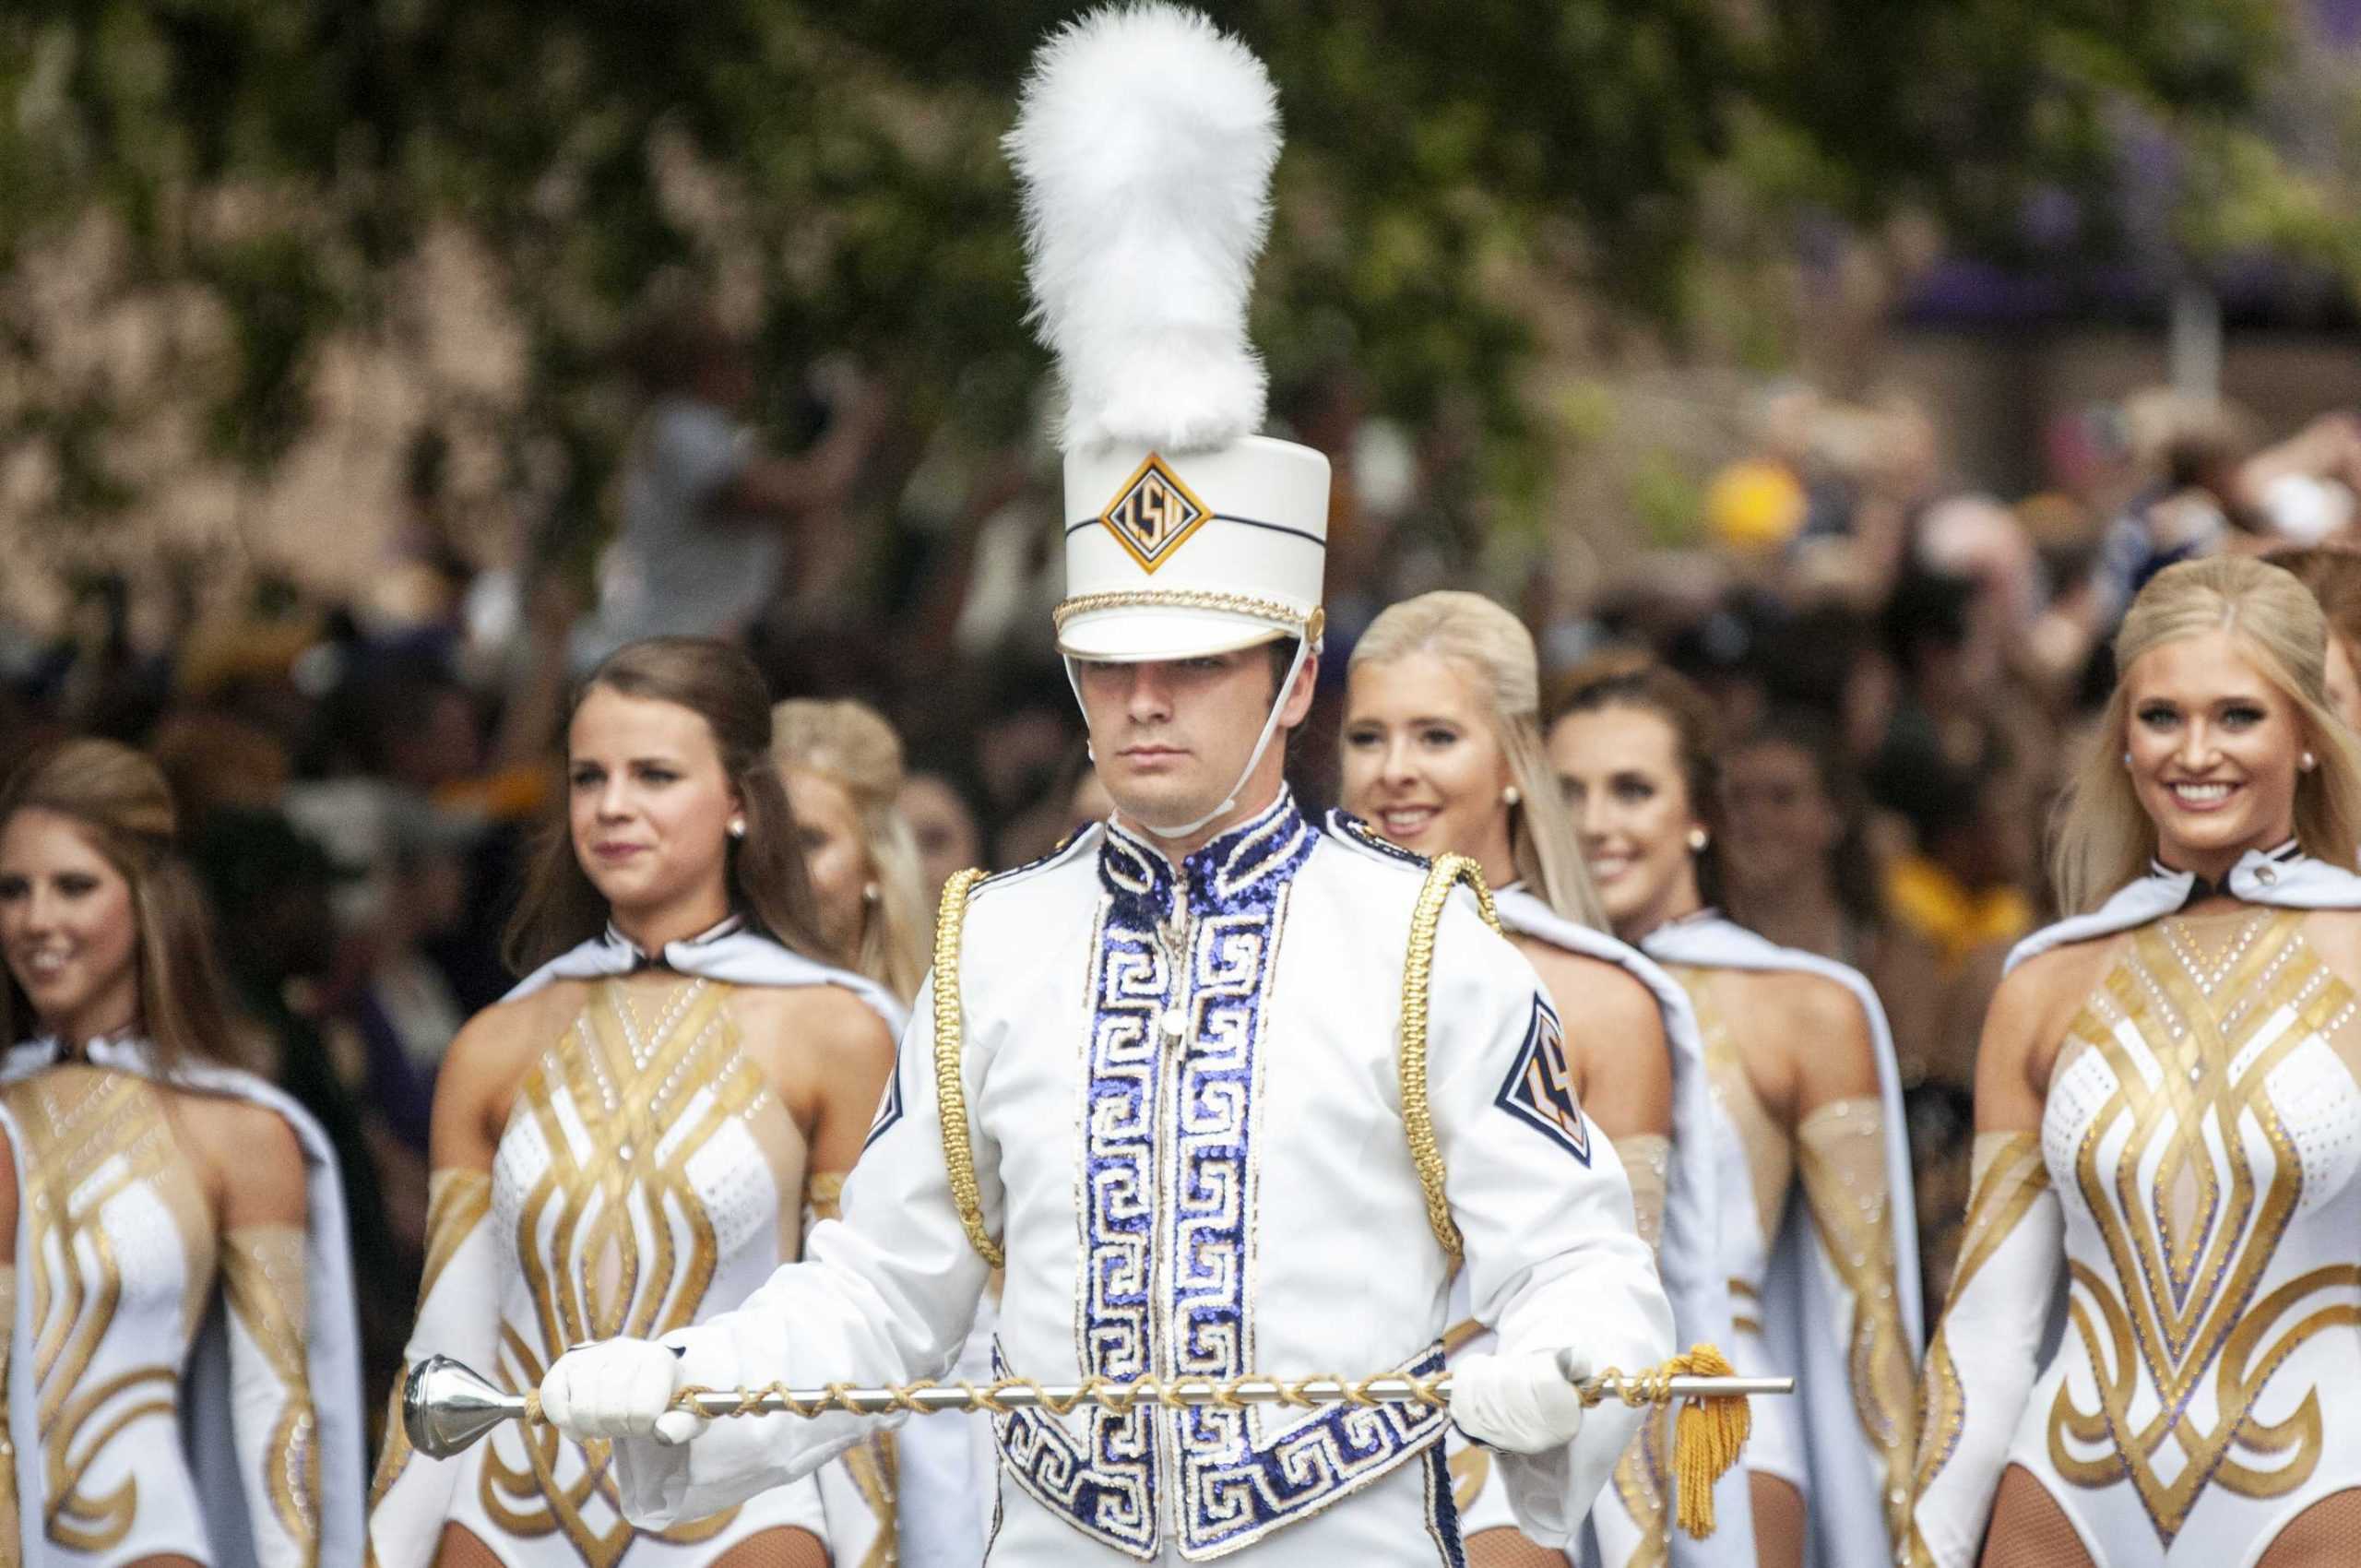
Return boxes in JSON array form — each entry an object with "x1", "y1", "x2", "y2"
[{"x1": 1006, "y1": 4, "x2": 1279, "y2": 455}]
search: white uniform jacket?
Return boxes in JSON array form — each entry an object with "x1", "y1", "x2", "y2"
[{"x1": 602, "y1": 790, "x2": 1674, "y2": 1563}]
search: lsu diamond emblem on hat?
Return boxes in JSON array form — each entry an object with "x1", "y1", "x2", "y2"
[{"x1": 1100, "y1": 452, "x2": 1210, "y2": 574}]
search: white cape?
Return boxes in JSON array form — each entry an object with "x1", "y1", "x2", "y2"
[
  {"x1": 1638, "y1": 913, "x2": 1922, "y2": 1568},
  {"x1": 506, "y1": 917, "x2": 908, "y2": 1031},
  {"x1": 0, "y1": 1034, "x2": 366, "y2": 1568},
  {"x1": 2003, "y1": 846, "x2": 2361, "y2": 976},
  {"x1": 1493, "y1": 887, "x2": 1757, "y2": 1568}
]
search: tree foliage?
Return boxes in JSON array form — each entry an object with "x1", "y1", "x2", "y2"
[{"x1": 0, "y1": 0, "x2": 2337, "y2": 564}]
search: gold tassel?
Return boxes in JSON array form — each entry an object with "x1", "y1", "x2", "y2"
[
  {"x1": 1593, "y1": 1342, "x2": 1753, "y2": 1538},
  {"x1": 1668, "y1": 1343, "x2": 1750, "y2": 1539}
]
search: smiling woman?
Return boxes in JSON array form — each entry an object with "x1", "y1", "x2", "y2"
[
  {"x1": 0, "y1": 738, "x2": 366, "y2": 1568},
  {"x1": 1910, "y1": 558, "x2": 2361, "y2": 1568},
  {"x1": 1342, "y1": 594, "x2": 1750, "y2": 1568},
  {"x1": 2051, "y1": 557, "x2": 2361, "y2": 915},
  {"x1": 366, "y1": 637, "x2": 904, "y2": 1568},
  {"x1": 1546, "y1": 657, "x2": 1923, "y2": 1568}
]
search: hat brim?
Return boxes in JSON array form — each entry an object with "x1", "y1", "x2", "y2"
[{"x1": 1056, "y1": 606, "x2": 1295, "y2": 663}]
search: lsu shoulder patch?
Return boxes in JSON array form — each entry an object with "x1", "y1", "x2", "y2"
[{"x1": 1495, "y1": 997, "x2": 1590, "y2": 1163}]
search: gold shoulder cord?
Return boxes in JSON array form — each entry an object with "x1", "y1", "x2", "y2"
[
  {"x1": 932, "y1": 868, "x2": 1003, "y2": 1268},
  {"x1": 1400, "y1": 853, "x2": 1501, "y2": 1269}
]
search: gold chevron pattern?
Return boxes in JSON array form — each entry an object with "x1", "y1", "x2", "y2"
[
  {"x1": 5, "y1": 1068, "x2": 208, "y2": 1554},
  {"x1": 2047, "y1": 910, "x2": 2361, "y2": 1543},
  {"x1": 477, "y1": 978, "x2": 772, "y2": 1568}
]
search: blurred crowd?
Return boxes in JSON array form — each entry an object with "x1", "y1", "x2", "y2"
[{"x1": 11, "y1": 313, "x2": 2361, "y2": 1415}]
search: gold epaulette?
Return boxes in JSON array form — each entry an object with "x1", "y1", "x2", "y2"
[
  {"x1": 1399, "y1": 852, "x2": 1502, "y2": 1270},
  {"x1": 931, "y1": 867, "x2": 1002, "y2": 1267}
]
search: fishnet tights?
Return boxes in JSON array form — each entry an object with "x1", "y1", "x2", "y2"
[
  {"x1": 438, "y1": 1523, "x2": 830, "y2": 1568},
  {"x1": 1464, "y1": 1525, "x2": 1569, "y2": 1566},
  {"x1": 1984, "y1": 1464, "x2": 2361, "y2": 1568},
  {"x1": 1982, "y1": 1467, "x2": 2090, "y2": 1568}
]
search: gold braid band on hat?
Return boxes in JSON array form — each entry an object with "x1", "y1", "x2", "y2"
[
  {"x1": 1053, "y1": 589, "x2": 1319, "y2": 634},
  {"x1": 1399, "y1": 852, "x2": 1503, "y2": 1269},
  {"x1": 931, "y1": 868, "x2": 1002, "y2": 1268}
]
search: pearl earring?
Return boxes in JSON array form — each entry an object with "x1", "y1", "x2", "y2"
[
  {"x1": 1686, "y1": 827, "x2": 1709, "y2": 852},
  {"x1": 1501, "y1": 784, "x2": 1522, "y2": 807},
  {"x1": 2302, "y1": 751, "x2": 2318, "y2": 773},
  {"x1": 2122, "y1": 752, "x2": 2133, "y2": 769},
  {"x1": 861, "y1": 881, "x2": 882, "y2": 905},
  {"x1": 728, "y1": 819, "x2": 746, "y2": 839}
]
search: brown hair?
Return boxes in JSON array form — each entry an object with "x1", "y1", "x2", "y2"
[
  {"x1": 2268, "y1": 545, "x2": 2361, "y2": 667},
  {"x1": 2052, "y1": 555, "x2": 2361, "y2": 912},
  {"x1": 771, "y1": 698, "x2": 930, "y2": 1003},
  {"x1": 1547, "y1": 650, "x2": 1726, "y2": 907},
  {"x1": 504, "y1": 637, "x2": 834, "y2": 974},
  {"x1": 1728, "y1": 706, "x2": 1882, "y2": 928},
  {"x1": 0, "y1": 740, "x2": 250, "y2": 1071}
]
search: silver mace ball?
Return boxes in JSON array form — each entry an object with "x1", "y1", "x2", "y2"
[
  {"x1": 405, "y1": 1355, "x2": 522, "y2": 1460},
  {"x1": 404, "y1": 1353, "x2": 1795, "y2": 1461}
]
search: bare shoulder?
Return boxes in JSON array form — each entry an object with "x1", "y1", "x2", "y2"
[
  {"x1": 176, "y1": 1089, "x2": 307, "y2": 1227},
  {"x1": 1750, "y1": 968, "x2": 1871, "y2": 1043},
  {"x1": 1993, "y1": 933, "x2": 2117, "y2": 1039},
  {"x1": 730, "y1": 983, "x2": 897, "y2": 1086},
  {"x1": 444, "y1": 983, "x2": 579, "y2": 1090},
  {"x1": 2295, "y1": 906, "x2": 2361, "y2": 983},
  {"x1": 1519, "y1": 943, "x2": 1661, "y2": 1037}
]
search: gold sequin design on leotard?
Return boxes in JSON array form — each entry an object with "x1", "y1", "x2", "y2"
[
  {"x1": 478, "y1": 979, "x2": 773, "y2": 1568},
  {"x1": 2047, "y1": 911, "x2": 2361, "y2": 1542},
  {"x1": 6, "y1": 1070, "x2": 210, "y2": 1554}
]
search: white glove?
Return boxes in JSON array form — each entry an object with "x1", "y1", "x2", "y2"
[
  {"x1": 1449, "y1": 1348, "x2": 1587, "y2": 1455},
  {"x1": 540, "y1": 1337, "x2": 710, "y2": 1447}
]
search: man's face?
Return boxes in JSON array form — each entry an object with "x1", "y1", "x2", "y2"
[{"x1": 1072, "y1": 643, "x2": 1309, "y2": 838}]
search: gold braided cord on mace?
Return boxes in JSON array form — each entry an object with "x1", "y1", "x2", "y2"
[{"x1": 408, "y1": 1349, "x2": 1773, "y2": 1537}]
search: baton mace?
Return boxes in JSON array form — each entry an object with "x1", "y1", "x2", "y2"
[{"x1": 403, "y1": 1351, "x2": 1794, "y2": 1461}]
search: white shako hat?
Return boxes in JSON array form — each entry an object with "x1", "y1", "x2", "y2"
[{"x1": 1008, "y1": 4, "x2": 1329, "y2": 671}]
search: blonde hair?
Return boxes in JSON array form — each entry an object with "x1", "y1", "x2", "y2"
[
  {"x1": 2052, "y1": 555, "x2": 2361, "y2": 913},
  {"x1": 771, "y1": 698, "x2": 929, "y2": 1003},
  {"x1": 1347, "y1": 591, "x2": 1607, "y2": 928}
]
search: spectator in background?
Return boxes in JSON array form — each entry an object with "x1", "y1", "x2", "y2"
[
  {"x1": 1720, "y1": 707, "x2": 1945, "y2": 1061},
  {"x1": 899, "y1": 768, "x2": 985, "y2": 908},
  {"x1": 1875, "y1": 731, "x2": 2038, "y2": 1324},
  {"x1": 2270, "y1": 544, "x2": 2361, "y2": 731},
  {"x1": 771, "y1": 697, "x2": 930, "y2": 1003},
  {"x1": 149, "y1": 708, "x2": 293, "y2": 820},
  {"x1": 192, "y1": 804, "x2": 414, "y2": 1415},
  {"x1": 571, "y1": 305, "x2": 886, "y2": 668},
  {"x1": 332, "y1": 796, "x2": 477, "y2": 1269},
  {"x1": 1870, "y1": 567, "x2": 2005, "y2": 822}
]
